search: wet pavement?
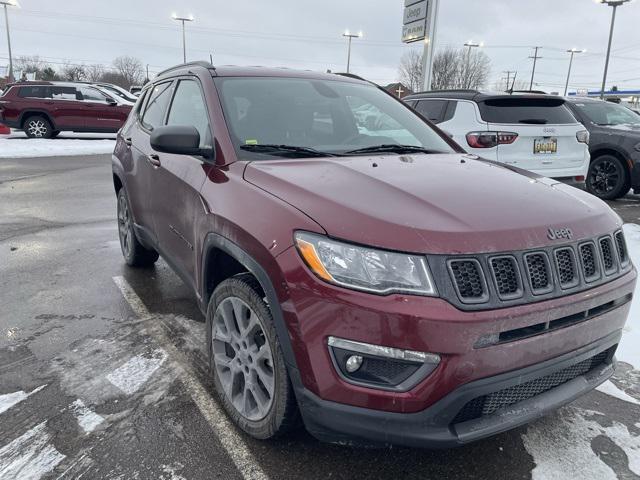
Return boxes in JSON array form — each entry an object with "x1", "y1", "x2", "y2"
[{"x1": 1, "y1": 154, "x2": 639, "y2": 480}]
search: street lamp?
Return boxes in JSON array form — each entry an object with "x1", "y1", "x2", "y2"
[
  {"x1": 597, "y1": 0, "x2": 632, "y2": 99},
  {"x1": 463, "y1": 41, "x2": 483, "y2": 87},
  {"x1": 0, "y1": 0, "x2": 18, "y2": 83},
  {"x1": 172, "y1": 13, "x2": 194, "y2": 64},
  {"x1": 564, "y1": 48, "x2": 586, "y2": 96},
  {"x1": 342, "y1": 30, "x2": 362, "y2": 74}
]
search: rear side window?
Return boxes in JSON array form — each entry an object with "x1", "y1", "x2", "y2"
[
  {"x1": 51, "y1": 86, "x2": 77, "y2": 100},
  {"x1": 18, "y1": 86, "x2": 50, "y2": 99},
  {"x1": 141, "y1": 82, "x2": 174, "y2": 131},
  {"x1": 478, "y1": 98, "x2": 577, "y2": 124},
  {"x1": 414, "y1": 99, "x2": 447, "y2": 123},
  {"x1": 166, "y1": 79, "x2": 211, "y2": 147}
]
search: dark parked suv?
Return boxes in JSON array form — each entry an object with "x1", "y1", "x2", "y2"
[
  {"x1": 0, "y1": 81, "x2": 132, "y2": 138},
  {"x1": 564, "y1": 97, "x2": 640, "y2": 200},
  {"x1": 112, "y1": 62, "x2": 635, "y2": 447}
]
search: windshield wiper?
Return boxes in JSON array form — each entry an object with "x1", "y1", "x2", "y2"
[
  {"x1": 344, "y1": 144, "x2": 445, "y2": 155},
  {"x1": 239, "y1": 144, "x2": 341, "y2": 157}
]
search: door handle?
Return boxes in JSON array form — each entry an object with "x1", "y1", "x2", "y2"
[
  {"x1": 124, "y1": 137, "x2": 132, "y2": 147},
  {"x1": 147, "y1": 154, "x2": 161, "y2": 168}
]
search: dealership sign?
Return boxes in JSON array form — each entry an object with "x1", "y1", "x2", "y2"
[{"x1": 402, "y1": 0, "x2": 429, "y2": 43}]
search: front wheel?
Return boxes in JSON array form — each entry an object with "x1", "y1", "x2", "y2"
[
  {"x1": 207, "y1": 274, "x2": 298, "y2": 439},
  {"x1": 117, "y1": 188, "x2": 159, "y2": 267},
  {"x1": 586, "y1": 155, "x2": 630, "y2": 200}
]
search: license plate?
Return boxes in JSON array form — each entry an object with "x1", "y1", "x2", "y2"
[{"x1": 534, "y1": 138, "x2": 558, "y2": 154}]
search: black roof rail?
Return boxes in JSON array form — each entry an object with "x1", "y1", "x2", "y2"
[
  {"x1": 409, "y1": 89, "x2": 480, "y2": 96},
  {"x1": 156, "y1": 61, "x2": 215, "y2": 78}
]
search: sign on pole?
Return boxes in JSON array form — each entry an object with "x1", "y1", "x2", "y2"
[
  {"x1": 401, "y1": 0, "x2": 439, "y2": 91},
  {"x1": 401, "y1": 0, "x2": 428, "y2": 43}
]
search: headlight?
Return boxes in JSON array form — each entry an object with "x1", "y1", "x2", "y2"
[{"x1": 294, "y1": 232, "x2": 436, "y2": 296}]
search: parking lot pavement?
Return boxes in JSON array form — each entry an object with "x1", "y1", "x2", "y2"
[{"x1": 1, "y1": 154, "x2": 639, "y2": 480}]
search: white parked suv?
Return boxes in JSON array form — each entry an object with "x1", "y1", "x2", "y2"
[{"x1": 404, "y1": 91, "x2": 590, "y2": 184}]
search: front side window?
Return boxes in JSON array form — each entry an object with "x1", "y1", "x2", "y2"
[
  {"x1": 215, "y1": 77, "x2": 456, "y2": 160},
  {"x1": 166, "y1": 79, "x2": 211, "y2": 147},
  {"x1": 573, "y1": 101, "x2": 640, "y2": 126},
  {"x1": 141, "y1": 82, "x2": 174, "y2": 131},
  {"x1": 78, "y1": 86, "x2": 109, "y2": 103}
]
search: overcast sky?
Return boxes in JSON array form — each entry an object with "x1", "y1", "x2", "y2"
[{"x1": 1, "y1": 0, "x2": 639, "y2": 93}]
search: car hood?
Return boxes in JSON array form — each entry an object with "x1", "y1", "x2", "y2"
[{"x1": 243, "y1": 154, "x2": 621, "y2": 254}]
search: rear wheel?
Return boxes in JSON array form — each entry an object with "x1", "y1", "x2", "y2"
[
  {"x1": 24, "y1": 116, "x2": 53, "y2": 139},
  {"x1": 117, "y1": 188, "x2": 159, "y2": 267},
  {"x1": 207, "y1": 274, "x2": 298, "y2": 439},
  {"x1": 586, "y1": 155, "x2": 630, "y2": 200}
]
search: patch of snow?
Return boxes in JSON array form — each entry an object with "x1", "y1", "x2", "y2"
[
  {"x1": 69, "y1": 399, "x2": 104, "y2": 433},
  {"x1": 0, "y1": 385, "x2": 46, "y2": 415},
  {"x1": 522, "y1": 407, "x2": 640, "y2": 480},
  {"x1": 620, "y1": 224, "x2": 640, "y2": 369},
  {"x1": 160, "y1": 462, "x2": 186, "y2": 480},
  {"x1": 106, "y1": 349, "x2": 167, "y2": 395},
  {"x1": 597, "y1": 380, "x2": 640, "y2": 405},
  {"x1": 0, "y1": 131, "x2": 115, "y2": 158},
  {"x1": 0, "y1": 421, "x2": 65, "y2": 480}
]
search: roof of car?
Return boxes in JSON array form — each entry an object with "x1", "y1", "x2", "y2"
[
  {"x1": 564, "y1": 96, "x2": 605, "y2": 103},
  {"x1": 7, "y1": 81, "x2": 101, "y2": 88},
  {"x1": 154, "y1": 61, "x2": 368, "y2": 84},
  {"x1": 404, "y1": 90, "x2": 567, "y2": 104}
]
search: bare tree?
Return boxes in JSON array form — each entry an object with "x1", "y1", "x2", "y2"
[
  {"x1": 112, "y1": 56, "x2": 144, "y2": 88},
  {"x1": 60, "y1": 62, "x2": 86, "y2": 81},
  {"x1": 85, "y1": 64, "x2": 106, "y2": 82},
  {"x1": 398, "y1": 50, "x2": 424, "y2": 92},
  {"x1": 403, "y1": 47, "x2": 491, "y2": 91}
]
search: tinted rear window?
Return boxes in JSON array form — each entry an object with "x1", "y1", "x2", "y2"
[
  {"x1": 478, "y1": 98, "x2": 577, "y2": 125},
  {"x1": 18, "y1": 86, "x2": 51, "y2": 99}
]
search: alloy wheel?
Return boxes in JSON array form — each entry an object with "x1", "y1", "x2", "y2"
[
  {"x1": 212, "y1": 297, "x2": 275, "y2": 421},
  {"x1": 117, "y1": 193, "x2": 132, "y2": 258},
  {"x1": 589, "y1": 159, "x2": 621, "y2": 196},
  {"x1": 27, "y1": 120, "x2": 47, "y2": 138}
]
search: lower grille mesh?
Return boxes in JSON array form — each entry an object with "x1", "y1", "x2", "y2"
[{"x1": 452, "y1": 349, "x2": 612, "y2": 424}]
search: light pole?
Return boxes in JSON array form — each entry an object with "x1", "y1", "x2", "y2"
[
  {"x1": 172, "y1": 13, "x2": 194, "y2": 64},
  {"x1": 597, "y1": 0, "x2": 631, "y2": 100},
  {"x1": 528, "y1": 46, "x2": 543, "y2": 90},
  {"x1": 463, "y1": 41, "x2": 482, "y2": 88},
  {"x1": 0, "y1": 0, "x2": 18, "y2": 83},
  {"x1": 564, "y1": 48, "x2": 585, "y2": 96},
  {"x1": 342, "y1": 30, "x2": 362, "y2": 74}
]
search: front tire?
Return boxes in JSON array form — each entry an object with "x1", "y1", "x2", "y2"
[
  {"x1": 207, "y1": 274, "x2": 298, "y2": 439},
  {"x1": 117, "y1": 188, "x2": 159, "y2": 267},
  {"x1": 586, "y1": 155, "x2": 630, "y2": 200},
  {"x1": 24, "y1": 116, "x2": 53, "y2": 139}
]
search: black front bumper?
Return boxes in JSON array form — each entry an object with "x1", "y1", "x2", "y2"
[{"x1": 297, "y1": 331, "x2": 620, "y2": 448}]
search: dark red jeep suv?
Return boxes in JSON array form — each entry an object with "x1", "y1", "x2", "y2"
[
  {"x1": 0, "y1": 81, "x2": 132, "y2": 138},
  {"x1": 111, "y1": 62, "x2": 636, "y2": 447}
]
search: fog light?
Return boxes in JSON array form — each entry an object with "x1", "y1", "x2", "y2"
[{"x1": 345, "y1": 355, "x2": 363, "y2": 373}]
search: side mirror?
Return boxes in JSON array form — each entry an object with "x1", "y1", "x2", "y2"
[
  {"x1": 106, "y1": 97, "x2": 117, "y2": 106},
  {"x1": 150, "y1": 125, "x2": 213, "y2": 159}
]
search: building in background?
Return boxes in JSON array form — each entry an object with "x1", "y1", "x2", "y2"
[{"x1": 384, "y1": 82, "x2": 413, "y2": 99}]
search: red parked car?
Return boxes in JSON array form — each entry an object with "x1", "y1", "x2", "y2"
[
  {"x1": 112, "y1": 62, "x2": 635, "y2": 447},
  {"x1": 0, "y1": 81, "x2": 132, "y2": 138}
]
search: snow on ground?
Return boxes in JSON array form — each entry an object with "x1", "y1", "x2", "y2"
[
  {"x1": 0, "y1": 131, "x2": 116, "y2": 158},
  {"x1": 619, "y1": 223, "x2": 640, "y2": 370}
]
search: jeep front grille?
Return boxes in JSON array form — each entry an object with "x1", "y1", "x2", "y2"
[{"x1": 438, "y1": 230, "x2": 631, "y2": 310}]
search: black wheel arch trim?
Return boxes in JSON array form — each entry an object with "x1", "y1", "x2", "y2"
[
  {"x1": 201, "y1": 233, "x2": 304, "y2": 389},
  {"x1": 19, "y1": 110, "x2": 57, "y2": 130}
]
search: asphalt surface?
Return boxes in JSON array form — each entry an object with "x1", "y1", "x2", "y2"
[{"x1": 1, "y1": 153, "x2": 639, "y2": 480}]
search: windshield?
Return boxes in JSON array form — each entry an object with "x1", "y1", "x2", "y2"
[
  {"x1": 214, "y1": 77, "x2": 457, "y2": 159},
  {"x1": 573, "y1": 101, "x2": 640, "y2": 126}
]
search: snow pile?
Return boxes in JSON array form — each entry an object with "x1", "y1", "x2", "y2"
[
  {"x1": 619, "y1": 223, "x2": 640, "y2": 369},
  {"x1": 0, "y1": 131, "x2": 116, "y2": 158}
]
